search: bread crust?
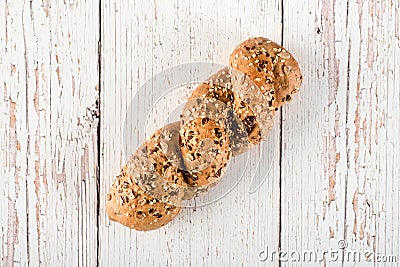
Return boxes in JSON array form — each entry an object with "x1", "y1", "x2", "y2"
[
  {"x1": 179, "y1": 117, "x2": 231, "y2": 187},
  {"x1": 229, "y1": 37, "x2": 303, "y2": 108},
  {"x1": 185, "y1": 67, "x2": 275, "y2": 155},
  {"x1": 106, "y1": 165, "x2": 181, "y2": 231}
]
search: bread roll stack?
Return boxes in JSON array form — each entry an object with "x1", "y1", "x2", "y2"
[{"x1": 106, "y1": 37, "x2": 302, "y2": 231}]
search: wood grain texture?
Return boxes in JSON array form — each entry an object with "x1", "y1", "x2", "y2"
[
  {"x1": 344, "y1": 0, "x2": 400, "y2": 264},
  {"x1": 281, "y1": 0, "x2": 350, "y2": 264},
  {"x1": 0, "y1": 1, "x2": 99, "y2": 266},
  {"x1": 282, "y1": 0, "x2": 400, "y2": 266},
  {"x1": 1, "y1": 0, "x2": 399, "y2": 266}
]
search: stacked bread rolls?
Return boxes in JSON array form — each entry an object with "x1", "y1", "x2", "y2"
[{"x1": 106, "y1": 37, "x2": 303, "y2": 231}]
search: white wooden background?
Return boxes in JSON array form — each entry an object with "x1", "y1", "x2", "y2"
[{"x1": 1, "y1": 0, "x2": 399, "y2": 266}]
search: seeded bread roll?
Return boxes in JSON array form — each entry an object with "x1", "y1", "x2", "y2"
[
  {"x1": 106, "y1": 36, "x2": 303, "y2": 231},
  {"x1": 106, "y1": 165, "x2": 181, "y2": 231},
  {"x1": 229, "y1": 37, "x2": 303, "y2": 109},
  {"x1": 107, "y1": 122, "x2": 187, "y2": 230}
]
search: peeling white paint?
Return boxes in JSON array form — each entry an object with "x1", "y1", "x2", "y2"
[{"x1": 1, "y1": 0, "x2": 399, "y2": 266}]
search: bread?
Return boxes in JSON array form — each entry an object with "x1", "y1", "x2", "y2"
[
  {"x1": 187, "y1": 69, "x2": 261, "y2": 154},
  {"x1": 133, "y1": 121, "x2": 226, "y2": 203},
  {"x1": 134, "y1": 122, "x2": 188, "y2": 203},
  {"x1": 185, "y1": 67, "x2": 275, "y2": 155},
  {"x1": 229, "y1": 37, "x2": 303, "y2": 109},
  {"x1": 106, "y1": 165, "x2": 181, "y2": 231},
  {"x1": 106, "y1": 37, "x2": 303, "y2": 231},
  {"x1": 179, "y1": 117, "x2": 231, "y2": 187}
]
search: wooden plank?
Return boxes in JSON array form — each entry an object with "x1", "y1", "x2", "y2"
[
  {"x1": 282, "y1": 0, "x2": 400, "y2": 266},
  {"x1": 0, "y1": 1, "x2": 99, "y2": 266},
  {"x1": 281, "y1": 0, "x2": 351, "y2": 265},
  {"x1": 99, "y1": 0, "x2": 282, "y2": 265},
  {"x1": 1, "y1": 2, "x2": 29, "y2": 265},
  {"x1": 344, "y1": 0, "x2": 400, "y2": 265}
]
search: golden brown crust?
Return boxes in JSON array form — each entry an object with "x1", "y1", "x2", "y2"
[
  {"x1": 232, "y1": 96, "x2": 263, "y2": 145},
  {"x1": 106, "y1": 166, "x2": 181, "y2": 231},
  {"x1": 186, "y1": 68, "x2": 274, "y2": 154},
  {"x1": 143, "y1": 122, "x2": 213, "y2": 200},
  {"x1": 229, "y1": 37, "x2": 303, "y2": 109},
  {"x1": 145, "y1": 123, "x2": 188, "y2": 188},
  {"x1": 179, "y1": 117, "x2": 231, "y2": 187}
]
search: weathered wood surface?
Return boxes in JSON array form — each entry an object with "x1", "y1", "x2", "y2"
[
  {"x1": 1, "y1": 0, "x2": 399, "y2": 266},
  {"x1": 0, "y1": 1, "x2": 99, "y2": 266},
  {"x1": 282, "y1": 1, "x2": 400, "y2": 266}
]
